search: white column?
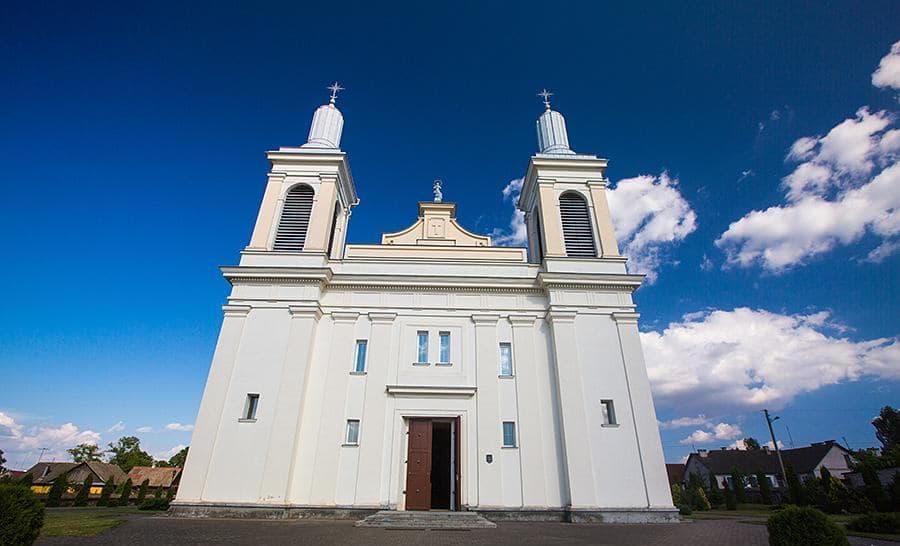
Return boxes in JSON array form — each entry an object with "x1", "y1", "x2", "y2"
[
  {"x1": 612, "y1": 312, "x2": 673, "y2": 508},
  {"x1": 247, "y1": 173, "x2": 284, "y2": 250},
  {"x1": 546, "y1": 309, "x2": 597, "y2": 508},
  {"x1": 472, "y1": 313, "x2": 502, "y2": 507},
  {"x1": 508, "y1": 314, "x2": 548, "y2": 507},
  {"x1": 258, "y1": 304, "x2": 322, "y2": 503},
  {"x1": 176, "y1": 305, "x2": 250, "y2": 502},
  {"x1": 355, "y1": 312, "x2": 397, "y2": 506}
]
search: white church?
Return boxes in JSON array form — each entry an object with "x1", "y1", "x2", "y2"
[{"x1": 172, "y1": 86, "x2": 677, "y2": 523}]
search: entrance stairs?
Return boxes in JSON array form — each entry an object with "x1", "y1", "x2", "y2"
[{"x1": 355, "y1": 510, "x2": 497, "y2": 529}]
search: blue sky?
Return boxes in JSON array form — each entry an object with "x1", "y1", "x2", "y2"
[{"x1": 1, "y1": 1, "x2": 898, "y2": 468}]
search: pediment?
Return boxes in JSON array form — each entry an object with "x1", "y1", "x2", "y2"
[{"x1": 381, "y1": 202, "x2": 491, "y2": 247}]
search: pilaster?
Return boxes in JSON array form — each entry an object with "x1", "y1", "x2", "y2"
[
  {"x1": 247, "y1": 173, "x2": 285, "y2": 250},
  {"x1": 587, "y1": 180, "x2": 621, "y2": 257},
  {"x1": 537, "y1": 180, "x2": 565, "y2": 257},
  {"x1": 472, "y1": 313, "x2": 501, "y2": 507},
  {"x1": 305, "y1": 175, "x2": 338, "y2": 252}
]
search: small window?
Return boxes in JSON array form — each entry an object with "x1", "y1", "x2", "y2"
[
  {"x1": 499, "y1": 343, "x2": 513, "y2": 376},
  {"x1": 416, "y1": 331, "x2": 429, "y2": 363},
  {"x1": 354, "y1": 340, "x2": 367, "y2": 373},
  {"x1": 600, "y1": 399, "x2": 616, "y2": 425},
  {"x1": 244, "y1": 394, "x2": 260, "y2": 420},
  {"x1": 502, "y1": 421, "x2": 517, "y2": 447},
  {"x1": 439, "y1": 332, "x2": 451, "y2": 363},
  {"x1": 346, "y1": 419, "x2": 360, "y2": 445}
]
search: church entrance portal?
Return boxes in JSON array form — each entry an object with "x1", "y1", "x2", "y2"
[{"x1": 405, "y1": 418, "x2": 460, "y2": 511}]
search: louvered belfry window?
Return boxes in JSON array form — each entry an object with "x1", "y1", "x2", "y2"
[
  {"x1": 559, "y1": 192, "x2": 597, "y2": 257},
  {"x1": 273, "y1": 184, "x2": 314, "y2": 251}
]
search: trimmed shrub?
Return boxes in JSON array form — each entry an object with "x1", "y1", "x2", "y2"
[
  {"x1": 166, "y1": 486, "x2": 176, "y2": 502},
  {"x1": 757, "y1": 471, "x2": 773, "y2": 505},
  {"x1": 678, "y1": 504, "x2": 692, "y2": 516},
  {"x1": 0, "y1": 484, "x2": 45, "y2": 546},
  {"x1": 730, "y1": 468, "x2": 746, "y2": 504},
  {"x1": 786, "y1": 465, "x2": 806, "y2": 506},
  {"x1": 74, "y1": 475, "x2": 92, "y2": 507},
  {"x1": 766, "y1": 506, "x2": 849, "y2": 546},
  {"x1": 118, "y1": 478, "x2": 133, "y2": 507},
  {"x1": 707, "y1": 474, "x2": 723, "y2": 507},
  {"x1": 846, "y1": 512, "x2": 900, "y2": 534},
  {"x1": 45, "y1": 474, "x2": 68, "y2": 507},
  {"x1": 136, "y1": 479, "x2": 150, "y2": 503},
  {"x1": 724, "y1": 481, "x2": 737, "y2": 510},
  {"x1": 153, "y1": 486, "x2": 163, "y2": 500},
  {"x1": 97, "y1": 479, "x2": 115, "y2": 507},
  {"x1": 138, "y1": 496, "x2": 170, "y2": 511}
]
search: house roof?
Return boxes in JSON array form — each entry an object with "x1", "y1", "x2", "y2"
[
  {"x1": 666, "y1": 463, "x2": 685, "y2": 483},
  {"x1": 126, "y1": 466, "x2": 182, "y2": 488},
  {"x1": 82, "y1": 462, "x2": 127, "y2": 484},
  {"x1": 25, "y1": 462, "x2": 77, "y2": 484},
  {"x1": 687, "y1": 440, "x2": 848, "y2": 477}
]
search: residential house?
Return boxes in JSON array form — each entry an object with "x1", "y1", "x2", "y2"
[
  {"x1": 127, "y1": 466, "x2": 182, "y2": 492},
  {"x1": 25, "y1": 462, "x2": 77, "y2": 494},
  {"x1": 66, "y1": 462, "x2": 128, "y2": 495}
]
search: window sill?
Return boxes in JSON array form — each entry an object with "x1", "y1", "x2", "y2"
[
  {"x1": 412, "y1": 362, "x2": 430, "y2": 366},
  {"x1": 601, "y1": 423, "x2": 620, "y2": 428},
  {"x1": 349, "y1": 371, "x2": 367, "y2": 376},
  {"x1": 498, "y1": 374, "x2": 515, "y2": 379},
  {"x1": 435, "y1": 362, "x2": 453, "y2": 367},
  {"x1": 501, "y1": 445, "x2": 518, "y2": 449},
  {"x1": 341, "y1": 443, "x2": 359, "y2": 447},
  {"x1": 238, "y1": 418, "x2": 257, "y2": 423}
]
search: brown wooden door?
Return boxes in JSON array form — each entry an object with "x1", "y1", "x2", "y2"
[{"x1": 405, "y1": 419, "x2": 432, "y2": 510}]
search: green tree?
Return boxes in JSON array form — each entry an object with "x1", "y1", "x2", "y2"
[
  {"x1": 168, "y1": 446, "x2": 188, "y2": 468},
  {"x1": 67, "y1": 443, "x2": 103, "y2": 463},
  {"x1": 860, "y1": 463, "x2": 890, "y2": 511},
  {"x1": 97, "y1": 478, "x2": 115, "y2": 507},
  {"x1": 707, "y1": 474, "x2": 723, "y2": 507},
  {"x1": 153, "y1": 486, "x2": 163, "y2": 500},
  {"x1": 757, "y1": 470, "x2": 773, "y2": 505},
  {"x1": 74, "y1": 475, "x2": 92, "y2": 507},
  {"x1": 786, "y1": 464, "x2": 806, "y2": 505},
  {"x1": 46, "y1": 474, "x2": 68, "y2": 507},
  {"x1": 18, "y1": 473, "x2": 33, "y2": 486},
  {"x1": 743, "y1": 437, "x2": 761, "y2": 450},
  {"x1": 118, "y1": 478, "x2": 133, "y2": 507},
  {"x1": 730, "y1": 468, "x2": 746, "y2": 504},
  {"x1": 136, "y1": 479, "x2": 150, "y2": 503},
  {"x1": 106, "y1": 437, "x2": 152, "y2": 473},
  {"x1": 166, "y1": 486, "x2": 176, "y2": 502},
  {"x1": 0, "y1": 449, "x2": 6, "y2": 475},
  {"x1": 873, "y1": 406, "x2": 900, "y2": 451},
  {"x1": 723, "y1": 481, "x2": 737, "y2": 510}
]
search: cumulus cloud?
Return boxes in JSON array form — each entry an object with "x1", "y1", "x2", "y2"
[
  {"x1": 164, "y1": 423, "x2": 194, "y2": 432},
  {"x1": 107, "y1": 421, "x2": 125, "y2": 434},
  {"x1": 680, "y1": 422, "x2": 743, "y2": 445},
  {"x1": 659, "y1": 415, "x2": 710, "y2": 430},
  {"x1": 872, "y1": 40, "x2": 900, "y2": 92},
  {"x1": 491, "y1": 178, "x2": 528, "y2": 246},
  {"x1": 607, "y1": 173, "x2": 697, "y2": 282},
  {"x1": 717, "y1": 42, "x2": 900, "y2": 271},
  {"x1": 156, "y1": 443, "x2": 187, "y2": 461},
  {"x1": 0, "y1": 412, "x2": 101, "y2": 467},
  {"x1": 642, "y1": 308, "x2": 900, "y2": 416},
  {"x1": 136, "y1": 426, "x2": 153, "y2": 433}
]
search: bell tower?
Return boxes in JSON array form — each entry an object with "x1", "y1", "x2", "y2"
[
  {"x1": 245, "y1": 83, "x2": 358, "y2": 262},
  {"x1": 518, "y1": 90, "x2": 621, "y2": 266}
]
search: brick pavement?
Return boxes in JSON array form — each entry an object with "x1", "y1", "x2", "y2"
[{"x1": 36, "y1": 515, "x2": 896, "y2": 546}]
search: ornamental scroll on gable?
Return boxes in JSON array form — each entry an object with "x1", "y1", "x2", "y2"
[{"x1": 381, "y1": 202, "x2": 491, "y2": 247}]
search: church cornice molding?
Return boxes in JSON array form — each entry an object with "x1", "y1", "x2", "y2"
[{"x1": 538, "y1": 272, "x2": 644, "y2": 294}]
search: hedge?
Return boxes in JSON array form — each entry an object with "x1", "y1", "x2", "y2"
[
  {"x1": 0, "y1": 484, "x2": 45, "y2": 546},
  {"x1": 846, "y1": 512, "x2": 900, "y2": 534},
  {"x1": 766, "y1": 506, "x2": 848, "y2": 546}
]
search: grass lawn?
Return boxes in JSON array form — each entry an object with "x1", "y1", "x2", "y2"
[{"x1": 41, "y1": 507, "x2": 145, "y2": 537}]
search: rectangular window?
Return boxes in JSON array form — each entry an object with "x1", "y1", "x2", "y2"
[
  {"x1": 600, "y1": 399, "x2": 617, "y2": 425},
  {"x1": 244, "y1": 394, "x2": 259, "y2": 420},
  {"x1": 354, "y1": 340, "x2": 367, "y2": 373},
  {"x1": 345, "y1": 419, "x2": 360, "y2": 445},
  {"x1": 439, "y1": 331, "x2": 451, "y2": 363},
  {"x1": 502, "y1": 421, "x2": 517, "y2": 447},
  {"x1": 416, "y1": 331, "x2": 429, "y2": 363},
  {"x1": 499, "y1": 343, "x2": 513, "y2": 376}
]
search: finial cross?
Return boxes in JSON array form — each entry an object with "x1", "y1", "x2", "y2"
[
  {"x1": 328, "y1": 82, "x2": 344, "y2": 104},
  {"x1": 538, "y1": 88, "x2": 553, "y2": 109},
  {"x1": 433, "y1": 179, "x2": 443, "y2": 203}
]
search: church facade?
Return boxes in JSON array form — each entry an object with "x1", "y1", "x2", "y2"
[{"x1": 172, "y1": 89, "x2": 677, "y2": 522}]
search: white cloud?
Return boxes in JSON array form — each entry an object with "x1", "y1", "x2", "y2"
[
  {"x1": 872, "y1": 40, "x2": 900, "y2": 92},
  {"x1": 717, "y1": 42, "x2": 900, "y2": 271},
  {"x1": 680, "y1": 422, "x2": 743, "y2": 445},
  {"x1": 607, "y1": 173, "x2": 697, "y2": 282},
  {"x1": 107, "y1": 421, "x2": 125, "y2": 434},
  {"x1": 164, "y1": 423, "x2": 194, "y2": 432},
  {"x1": 136, "y1": 426, "x2": 153, "y2": 433},
  {"x1": 155, "y1": 444, "x2": 187, "y2": 461},
  {"x1": 659, "y1": 415, "x2": 710, "y2": 430},
  {"x1": 0, "y1": 412, "x2": 101, "y2": 467},
  {"x1": 642, "y1": 308, "x2": 900, "y2": 416},
  {"x1": 491, "y1": 178, "x2": 528, "y2": 247},
  {"x1": 729, "y1": 439, "x2": 784, "y2": 450}
]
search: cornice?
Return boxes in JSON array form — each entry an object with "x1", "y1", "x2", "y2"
[
  {"x1": 508, "y1": 313, "x2": 539, "y2": 326},
  {"x1": 331, "y1": 311, "x2": 360, "y2": 323},
  {"x1": 611, "y1": 312, "x2": 641, "y2": 324},
  {"x1": 386, "y1": 385, "x2": 477, "y2": 397},
  {"x1": 538, "y1": 271, "x2": 644, "y2": 293},
  {"x1": 546, "y1": 310, "x2": 577, "y2": 323},
  {"x1": 471, "y1": 313, "x2": 501, "y2": 325},
  {"x1": 222, "y1": 266, "x2": 331, "y2": 287},
  {"x1": 368, "y1": 312, "x2": 398, "y2": 323},
  {"x1": 222, "y1": 304, "x2": 252, "y2": 318},
  {"x1": 289, "y1": 304, "x2": 323, "y2": 320}
]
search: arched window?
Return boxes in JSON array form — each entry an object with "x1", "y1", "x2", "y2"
[
  {"x1": 559, "y1": 192, "x2": 596, "y2": 257},
  {"x1": 273, "y1": 184, "x2": 314, "y2": 251}
]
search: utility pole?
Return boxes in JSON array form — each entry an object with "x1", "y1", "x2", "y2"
[{"x1": 763, "y1": 410, "x2": 787, "y2": 486}]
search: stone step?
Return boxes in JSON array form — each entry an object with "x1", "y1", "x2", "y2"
[{"x1": 355, "y1": 510, "x2": 497, "y2": 529}]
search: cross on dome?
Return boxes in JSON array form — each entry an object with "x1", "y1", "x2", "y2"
[
  {"x1": 538, "y1": 88, "x2": 553, "y2": 110},
  {"x1": 328, "y1": 82, "x2": 344, "y2": 104}
]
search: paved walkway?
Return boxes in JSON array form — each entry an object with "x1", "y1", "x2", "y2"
[{"x1": 37, "y1": 515, "x2": 896, "y2": 546}]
